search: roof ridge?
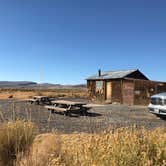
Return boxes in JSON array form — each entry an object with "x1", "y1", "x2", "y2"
[{"x1": 102, "y1": 69, "x2": 138, "y2": 73}]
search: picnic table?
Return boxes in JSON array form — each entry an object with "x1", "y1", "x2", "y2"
[
  {"x1": 45, "y1": 100, "x2": 91, "y2": 116},
  {"x1": 25, "y1": 96, "x2": 52, "y2": 105}
]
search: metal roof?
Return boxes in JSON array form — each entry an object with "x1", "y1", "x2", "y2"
[{"x1": 86, "y1": 69, "x2": 140, "y2": 80}]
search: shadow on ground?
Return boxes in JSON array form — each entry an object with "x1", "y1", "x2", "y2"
[
  {"x1": 157, "y1": 115, "x2": 166, "y2": 121},
  {"x1": 51, "y1": 109, "x2": 102, "y2": 118}
]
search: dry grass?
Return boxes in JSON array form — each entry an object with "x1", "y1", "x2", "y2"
[
  {"x1": 0, "y1": 88, "x2": 86, "y2": 100},
  {"x1": 16, "y1": 127, "x2": 166, "y2": 166},
  {"x1": 0, "y1": 120, "x2": 37, "y2": 166},
  {"x1": 0, "y1": 112, "x2": 165, "y2": 166}
]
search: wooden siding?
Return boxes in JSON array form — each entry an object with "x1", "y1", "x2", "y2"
[
  {"x1": 87, "y1": 78, "x2": 166, "y2": 105},
  {"x1": 122, "y1": 80, "x2": 134, "y2": 105},
  {"x1": 111, "y1": 80, "x2": 122, "y2": 103},
  {"x1": 133, "y1": 79, "x2": 166, "y2": 105}
]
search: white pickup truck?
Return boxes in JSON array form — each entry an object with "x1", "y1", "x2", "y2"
[{"x1": 148, "y1": 92, "x2": 166, "y2": 116}]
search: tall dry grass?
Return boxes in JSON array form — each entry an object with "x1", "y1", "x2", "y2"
[
  {"x1": 17, "y1": 127, "x2": 166, "y2": 166},
  {"x1": 0, "y1": 120, "x2": 36, "y2": 166},
  {"x1": 0, "y1": 111, "x2": 165, "y2": 166}
]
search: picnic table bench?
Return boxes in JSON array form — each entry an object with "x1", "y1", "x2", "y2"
[{"x1": 45, "y1": 100, "x2": 91, "y2": 116}]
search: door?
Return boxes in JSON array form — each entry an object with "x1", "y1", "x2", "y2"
[{"x1": 106, "y1": 82, "x2": 112, "y2": 101}]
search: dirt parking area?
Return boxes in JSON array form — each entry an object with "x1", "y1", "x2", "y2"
[{"x1": 0, "y1": 100, "x2": 165, "y2": 133}]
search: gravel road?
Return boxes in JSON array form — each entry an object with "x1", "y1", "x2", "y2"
[{"x1": 0, "y1": 100, "x2": 165, "y2": 133}]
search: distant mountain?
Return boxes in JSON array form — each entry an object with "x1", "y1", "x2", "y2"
[
  {"x1": 36, "y1": 83, "x2": 86, "y2": 89},
  {"x1": 37, "y1": 83, "x2": 61, "y2": 87},
  {"x1": 0, "y1": 81, "x2": 86, "y2": 89},
  {"x1": 0, "y1": 81, "x2": 37, "y2": 87},
  {"x1": 60, "y1": 84, "x2": 86, "y2": 89},
  {"x1": 70, "y1": 84, "x2": 86, "y2": 88}
]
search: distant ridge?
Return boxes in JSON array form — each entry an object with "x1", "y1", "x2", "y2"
[
  {"x1": 0, "y1": 81, "x2": 37, "y2": 87},
  {"x1": 0, "y1": 81, "x2": 86, "y2": 89},
  {"x1": 35, "y1": 83, "x2": 86, "y2": 89}
]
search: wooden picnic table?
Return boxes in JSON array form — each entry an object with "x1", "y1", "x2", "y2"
[
  {"x1": 51, "y1": 100, "x2": 87, "y2": 106},
  {"x1": 45, "y1": 100, "x2": 90, "y2": 116},
  {"x1": 25, "y1": 96, "x2": 52, "y2": 105}
]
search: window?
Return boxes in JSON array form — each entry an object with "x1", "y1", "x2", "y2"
[{"x1": 96, "y1": 81, "x2": 103, "y2": 90}]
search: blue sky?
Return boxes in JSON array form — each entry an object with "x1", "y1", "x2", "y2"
[{"x1": 0, "y1": 0, "x2": 165, "y2": 84}]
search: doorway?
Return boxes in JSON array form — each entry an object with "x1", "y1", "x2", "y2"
[{"x1": 106, "y1": 82, "x2": 112, "y2": 101}]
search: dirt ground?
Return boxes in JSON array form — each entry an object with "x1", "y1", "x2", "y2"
[{"x1": 0, "y1": 99, "x2": 165, "y2": 133}]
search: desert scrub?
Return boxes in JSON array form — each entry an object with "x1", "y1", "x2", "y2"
[
  {"x1": 0, "y1": 120, "x2": 37, "y2": 166},
  {"x1": 17, "y1": 127, "x2": 166, "y2": 166}
]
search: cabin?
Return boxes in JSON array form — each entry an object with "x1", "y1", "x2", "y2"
[{"x1": 86, "y1": 69, "x2": 166, "y2": 105}]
